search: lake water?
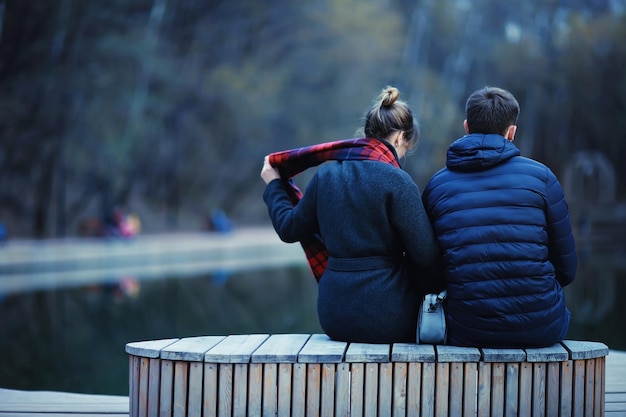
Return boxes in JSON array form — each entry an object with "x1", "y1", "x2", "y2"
[{"x1": 0, "y1": 243, "x2": 624, "y2": 396}]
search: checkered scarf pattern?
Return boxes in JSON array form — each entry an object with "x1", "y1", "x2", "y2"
[{"x1": 268, "y1": 137, "x2": 400, "y2": 281}]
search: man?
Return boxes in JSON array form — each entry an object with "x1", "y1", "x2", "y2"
[{"x1": 422, "y1": 86, "x2": 577, "y2": 348}]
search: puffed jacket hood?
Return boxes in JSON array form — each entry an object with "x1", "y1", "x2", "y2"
[{"x1": 446, "y1": 133, "x2": 520, "y2": 171}]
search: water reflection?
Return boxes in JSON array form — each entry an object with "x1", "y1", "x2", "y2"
[{"x1": 0, "y1": 244, "x2": 624, "y2": 396}]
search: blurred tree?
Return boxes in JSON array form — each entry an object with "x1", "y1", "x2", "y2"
[{"x1": 1, "y1": 0, "x2": 625, "y2": 237}]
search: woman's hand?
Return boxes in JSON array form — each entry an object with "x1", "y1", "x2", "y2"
[{"x1": 261, "y1": 155, "x2": 281, "y2": 184}]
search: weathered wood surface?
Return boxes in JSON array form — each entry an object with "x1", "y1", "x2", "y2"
[
  {"x1": 125, "y1": 334, "x2": 612, "y2": 417},
  {"x1": 2, "y1": 341, "x2": 625, "y2": 416}
]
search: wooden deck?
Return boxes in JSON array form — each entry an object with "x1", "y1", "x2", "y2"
[{"x1": 1, "y1": 349, "x2": 625, "y2": 416}]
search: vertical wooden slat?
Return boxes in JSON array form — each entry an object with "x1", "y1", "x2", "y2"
[
  {"x1": 594, "y1": 357, "x2": 605, "y2": 417},
  {"x1": 138, "y1": 357, "x2": 149, "y2": 417},
  {"x1": 378, "y1": 362, "x2": 393, "y2": 416},
  {"x1": 320, "y1": 364, "x2": 336, "y2": 417},
  {"x1": 232, "y1": 364, "x2": 248, "y2": 417},
  {"x1": 585, "y1": 359, "x2": 595, "y2": 417},
  {"x1": 518, "y1": 363, "x2": 532, "y2": 417},
  {"x1": 463, "y1": 363, "x2": 477, "y2": 417},
  {"x1": 202, "y1": 363, "x2": 218, "y2": 417},
  {"x1": 335, "y1": 363, "x2": 351, "y2": 417},
  {"x1": 435, "y1": 363, "x2": 450, "y2": 417},
  {"x1": 546, "y1": 362, "x2": 560, "y2": 417},
  {"x1": 160, "y1": 360, "x2": 174, "y2": 417},
  {"x1": 421, "y1": 362, "x2": 435, "y2": 417},
  {"x1": 247, "y1": 363, "x2": 263, "y2": 417},
  {"x1": 477, "y1": 362, "x2": 491, "y2": 417},
  {"x1": 533, "y1": 362, "x2": 546, "y2": 417},
  {"x1": 449, "y1": 362, "x2": 463, "y2": 416},
  {"x1": 187, "y1": 362, "x2": 203, "y2": 417},
  {"x1": 351, "y1": 363, "x2": 365, "y2": 417},
  {"x1": 561, "y1": 360, "x2": 573, "y2": 417},
  {"x1": 292, "y1": 363, "x2": 306, "y2": 417},
  {"x1": 217, "y1": 364, "x2": 232, "y2": 417},
  {"x1": 278, "y1": 363, "x2": 293, "y2": 416},
  {"x1": 173, "y1": 362, "x2": 189, "y2": 417},
  {"x1": 392, "y1": 362, "x2": 407, "y2": 417},
  {"x1": 490, "y1": 363, "x2": 505, "y2": 417},
  {"x1": 263, "y1": 363, "x2": 278, "y2": 417},
  {"x1": 130, "y1": 356, "x2": 140, "y2": 417},
  {"x1": 306, "y1": 363, "x2": 321, "y2": 417},
  {"x1": 573, "y1": 360, "x2": 585, "y2": 417},
  {"x1": 407, "y1": 362, "x2": 422, "y2": 417},
  {"x1": 364, "y1": 363, "x2": 379, "y2": 417},
  {"x1": 504, "y1": 363, "x2": 519, "y2": 417}
]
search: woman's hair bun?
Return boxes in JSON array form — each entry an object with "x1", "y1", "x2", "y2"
[{"x1": 380, "y1": 86, "x2": 400, "y2": 108}]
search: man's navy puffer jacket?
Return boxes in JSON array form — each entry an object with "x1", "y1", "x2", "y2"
[{"x1": 422, "y1": 133, "x2": 577, "y2": 348}]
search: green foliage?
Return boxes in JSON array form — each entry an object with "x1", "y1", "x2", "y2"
[{"x1": 1, "y1": 0, "x2": 626, "y2": 237}]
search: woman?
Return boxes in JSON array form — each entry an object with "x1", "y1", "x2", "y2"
[{"x1": 261, "y1": 86, "x2": 440, "y2": 343}]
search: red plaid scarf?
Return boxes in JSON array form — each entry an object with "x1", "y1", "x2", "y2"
[{"x1": 268, "y1": 137, "x2": 401, "y2": 282}]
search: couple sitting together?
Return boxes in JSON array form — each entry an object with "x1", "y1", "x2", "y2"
[{"x1": 260, "y1": 86, "x2": 576, "y2": 348}]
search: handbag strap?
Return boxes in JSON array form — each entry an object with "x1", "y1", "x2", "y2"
[{"x1": 436, "y1": 290, "x2": 447, "y2": 303}]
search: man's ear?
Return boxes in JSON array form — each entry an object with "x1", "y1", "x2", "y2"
[
  {"x1": 463, "y1": 120, "x2": 470, "y2": 134},
  {"x1": 505, "y1": 125, "x2": 517, "y2": 142}
]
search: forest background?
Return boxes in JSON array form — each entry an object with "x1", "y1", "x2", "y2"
[{"x1": 1, "y1": 0, "x2": 625, "y2": 238}]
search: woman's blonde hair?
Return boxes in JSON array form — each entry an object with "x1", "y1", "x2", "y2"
[{"x1": 364, "y1": 86, "x2": 419, "y2": 148}]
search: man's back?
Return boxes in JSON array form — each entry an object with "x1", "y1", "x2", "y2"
[{"x1": 423, "y1": 133, "x2": 576, "y2": 348}]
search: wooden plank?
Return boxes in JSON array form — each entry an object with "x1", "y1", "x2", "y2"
[
  {"x1": 247, "y1": 363, "x2": 263, "y2": 417},
  {"x1": 525, "y1": 344, "x2": 569, "y2": 362},
  {"x1": 205, "y1": 334, "x2": 269, "y2": 363},
  {"x1": 392, "y1": 362, "x2": 407, "y2": 417},
  {"x1": 490, "y1": 363, "x2": 505, "y2": 417},
  {"x1": 147, "y1": 358, "x2": 161, "y2": 417},
  {"x1": 159, "y1": 360, "x2": 174, "y2": 417},
  {"x1": 292, "y1": 363, "x2": 306, "y2": 417},
  {"x1": 436, "y1": 345, "x2": 481, "y2": 362},
  {"x1": 232, "y1": 364, "x2": 248, "y2": 417},
  {"x1": 251, "y1": 334, "x2": 310, "y2": 363},
  {"x1": 335, "y1": 363, "x2": 351, "y2": 417},
  {"x1": 350, "y1": 363, "x2": 365, "y2": 417},
  {"x1": 545, "y1": 362, "x2": 560, "y2": 417},
  {"x1": 449, "y1": 362, "x2": 464, "y2": 416},
  {"x1": 585, "y1": 359, "x2": 596, "y2": 417},
  {"x1": 187, "y1": 362, "x2": 203, "y2": 417},
  {"x1": 464, "y1": 362, "x2": 478, "y2": 417},
  {"x1": 378, "y1": 362, "x2": 393, "y2": 416},
  {"x1": 392, "y1": 343, "x2": 436, "y2": 362},
  {"x1": 573, "y1": 360, "x2": 585, "y2": 417},
  {"x1": 407, "y1": 362, "x2": 422, "y2": 417},
  {"x1": 504, "y1": 364, "x2": 519, "y2": 417},
  {"x1": 477, "y1": 362, "x2": 491, "y2": 417},
  {"x1": 129, "y1": 355, "x2": 139, "y2": 417},
  {"x1": 562, "y1": 341, "x2": 610, "y2": 360},
  {"x1": 202, "y1": 362, "x2": 218, "y2": 417},
  {"x1": 518, "y1": 362, "x2": 532, "y2": 417},
  {"x1": 306, "y1": 364, "x2": 321, "y2": 417},
  {"x1": 481, "y1": 348, "x2": 526, "y2": 363},
  {"x1": 161, "y1": 336, "x2": 225, "y2": 362},
  {"x1": 320, "y1": 364, "x2": 336, "y2": 417},
  {"x1": 560, "y1": 360, "x2": 573, "y2": 417},
  {"x1": 533, "y1": 362, "x2": 546, "y2": 417},
  {"x1": 435, "y1": 363, "x2": 450, "y2": 416},
  {"x1": 421, "y1": 363, "x2": 435, "y2": 417},
  {"x1": 173, "y1": 361, "x2": 189, "y2": 417},
  {"x1": 298, "y1": 333, "x2": 347, "y2": 363},
  {"x1": 345, "y1": 342, "x2": 390, "y2": 363},
  {"x1": 262, "y1": 363, "x2": 278, "y2": 416},
  {"x1": 278, "y1": 363, "x2": 293, "y2": 416},
  {"x1": 595, "y1": 357, "x2": 605, "y2": 417},
  {"x1": 217, "y1": 364, "x2": 233, "y2": 417},
  {"x1": 125, "y1": 338, "x2": 179, "y2": 358},
  {"x1": 364, "y1": 363, "x2": 379, "y2": 417}
]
